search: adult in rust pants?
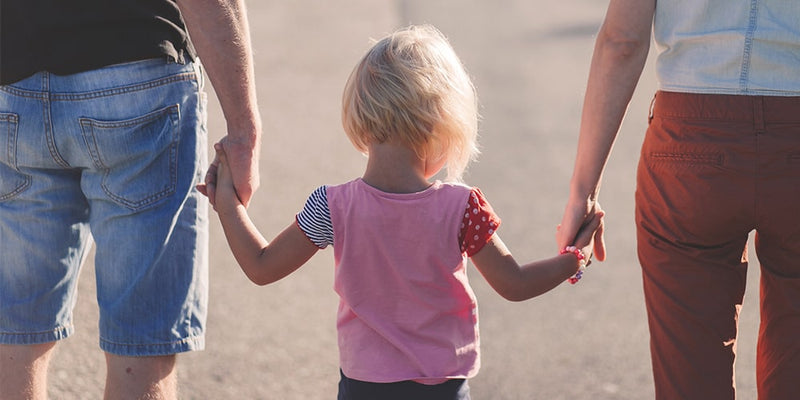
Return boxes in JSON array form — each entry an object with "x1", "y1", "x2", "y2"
[
  {"x1": 637, "y1": 91, "x2": 800, "y2": 399},
  {"x1": 557, "y1": 0, "x2": 800, "y2": 397}
]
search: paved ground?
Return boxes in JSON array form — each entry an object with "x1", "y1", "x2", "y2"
[{"x1": 47, "y1": 1, "x2": 762, "y2": 398}]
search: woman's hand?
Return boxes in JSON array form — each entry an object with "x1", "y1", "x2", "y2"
[
  {"x1": 557, "y1": 197, "x2": 606, "y2": 262},
  {"x1": 570, "y1": 206, "x2": 605, "y2": 264}
]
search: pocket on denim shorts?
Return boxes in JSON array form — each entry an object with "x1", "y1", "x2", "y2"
[
  {"x1": 80, "y1": 105, "x2": 180, "y2": 210},
  {"x1": 0, "y1": 113, "x2": 31, "y2": 201}
]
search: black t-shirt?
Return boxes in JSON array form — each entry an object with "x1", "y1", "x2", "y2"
[{"x1": 0, "y1": 0, "x2": 196, "y2": 85}]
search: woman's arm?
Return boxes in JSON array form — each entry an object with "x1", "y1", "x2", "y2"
[{"x1": 556, "y1": 0, "x2": 656, "y2": 257}]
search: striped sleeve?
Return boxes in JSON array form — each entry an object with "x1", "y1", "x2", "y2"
[{"x1": 296, "y1": 185, "x2": 334, "y2": 249}]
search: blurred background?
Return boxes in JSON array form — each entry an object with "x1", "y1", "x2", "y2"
[{"x1": 47, "y1": 1, "x2": 761, "y2": 398}]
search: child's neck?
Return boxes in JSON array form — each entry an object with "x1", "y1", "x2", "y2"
[{"x1": 362, "y1": 141, "x2": 432, "y2": 194}]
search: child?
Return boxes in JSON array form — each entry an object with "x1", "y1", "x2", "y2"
[{"x1": 205, "y1": 25, "x2": 602, "y2": 400}]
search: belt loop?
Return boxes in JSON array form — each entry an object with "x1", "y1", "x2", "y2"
[
  {"x1": 41, "y1": 70, "x2": 50, "y2": 92},
  {"x1": 648, "y1": 92, "x2": 657, "y2": 125},
  {"x1": 753, "y1": 96, "x2": 765, "y2": 133}
]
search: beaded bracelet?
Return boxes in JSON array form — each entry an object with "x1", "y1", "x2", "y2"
[{"x1": 560, "y1": 246, "x2": 589, "y2": 285}]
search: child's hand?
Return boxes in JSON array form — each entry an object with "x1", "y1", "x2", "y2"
[
  {"x1": 213, "y1": 143, "x2": 244, "y2": 214},
  {"x1": 196, "y1": 159, "x2": 219, "y2": 205},
  {"x1": 571, "y1": 207, "x2": 605, "y2": 265}
]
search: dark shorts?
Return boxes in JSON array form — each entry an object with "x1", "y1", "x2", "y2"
[{"x1": 338, "y1": 370, "x2": 470, "y2": 400}]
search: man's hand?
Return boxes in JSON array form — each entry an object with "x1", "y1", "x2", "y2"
[{"x1": 197, "y1": 135, "x2": 259, "y2": 207}]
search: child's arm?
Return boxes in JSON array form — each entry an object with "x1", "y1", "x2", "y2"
[
  {"x1": 213, "y1": 145, "x2": 319, "y2": 285},
  {"x1": 470, "y1": 212, "x2": 603, "y2": 302}
]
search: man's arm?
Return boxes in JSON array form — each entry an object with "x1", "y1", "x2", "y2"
[{"x1": 177, "y1": 0, "x2": 262, "y2": 207}]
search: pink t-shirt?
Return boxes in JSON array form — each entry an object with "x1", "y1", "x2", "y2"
[{"x1": 297, "y1": 179, "x2": 500, "y2": 384}]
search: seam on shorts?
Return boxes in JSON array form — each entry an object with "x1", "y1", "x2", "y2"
[
  {"x1": 79, "y1": 104, "x2": 180, "y2": 210},
  {"x1": 0, "y1": 325, "x2": 73, "y2": 344},
  {"x1": 99, "y1": 335, "x2": 201, "y2": 347},
  {"x1": 100, "y1": 335, "x2": 205, "y2": 356},
  {"x1": 0, "y1": 72, "x2": 196, "y2": 100},
  {"x1": 52, "y1": 73, "x2": 197, "y2": 101},
  {"x1": 2, "y1": 113, "x2": 19, "y2": 168},
  {"x1": 0, "y1": 113, "x2": 32, "y2": 200}
]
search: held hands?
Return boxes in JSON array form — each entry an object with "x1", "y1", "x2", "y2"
[
  {"x1": 560, "y1": 208, "x2": 604, "y2": 284},
  {"x1": 569, "y1": 209, "x2": 605, "y2": 264},
  {"x1": 204, "y1": 143, "x2": 244, "y2": 215},
  {"x1": 197, "y1": 135, "x2": 260, "y2": 208}
]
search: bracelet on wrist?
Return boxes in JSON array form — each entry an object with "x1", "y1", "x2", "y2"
[{"x1": 560, "y1": 246, "x2": 590, "y2": 285}]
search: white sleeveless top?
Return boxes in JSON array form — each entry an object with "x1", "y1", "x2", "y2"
[{"x1": 654, "y1": 0, "x2": 800, "y2": 96}]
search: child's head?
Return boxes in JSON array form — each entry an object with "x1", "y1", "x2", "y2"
[{"x1": 342, "y1": 24, "x2": 479, "y2": 182}]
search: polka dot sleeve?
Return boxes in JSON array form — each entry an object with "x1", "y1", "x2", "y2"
[{"x1": 459, "y1": 188, "x2": 501, "y2": 256}]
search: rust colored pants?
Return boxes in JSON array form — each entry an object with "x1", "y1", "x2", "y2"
[{"x1": 636, "y1": 91, "x2": 800, "y2": 400}]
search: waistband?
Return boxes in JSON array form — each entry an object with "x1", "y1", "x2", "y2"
[
  {"x1": 0, "y1": 59, "x2": 199, "y2": 99},
  {"x1": 651, "y1": 91, "x2": 800, "y2": 124}
]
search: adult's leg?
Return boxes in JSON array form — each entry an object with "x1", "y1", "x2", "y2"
[
  {"x1": 0, "y1": 343, "x2": 56, "y2": 400},
  {"x1": 755, "y1": 232, "x2": 800, "y2": 399},
  {"x1": 636, "y1": 92, "x2": 756, "y2": 400},
  {"x1": 752, "y1": 96, "x2": 800, "y2": 399},
  {"x1": 62, "y1": 59, "x2": 208, "y2": 397},
  {"x1": 1, "y1": 74, "x2": 92, "y2": 399},
  {"x1": 104, "y1": 354, "x2": 177, "y2": 400}
]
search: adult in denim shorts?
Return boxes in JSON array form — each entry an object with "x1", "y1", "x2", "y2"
[
  {"x1": 557, "y1": 1, "x2": 800, "y2": 399},
  {"x1": 0, "y1": 0, "x2": 262, "y2": 398}
]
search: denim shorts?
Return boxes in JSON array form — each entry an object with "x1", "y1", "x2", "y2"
[{"x1": 0, "y1": 58, "x2": 209, "y2": 356}]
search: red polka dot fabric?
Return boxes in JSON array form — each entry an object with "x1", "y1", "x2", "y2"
[{"x1": 459, "y1": 188, "x2": 501, "y2": 256}]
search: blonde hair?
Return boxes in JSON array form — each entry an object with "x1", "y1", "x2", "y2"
[{"x1": 342, "y1": 24, "x2": 479, "y2": 182}]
